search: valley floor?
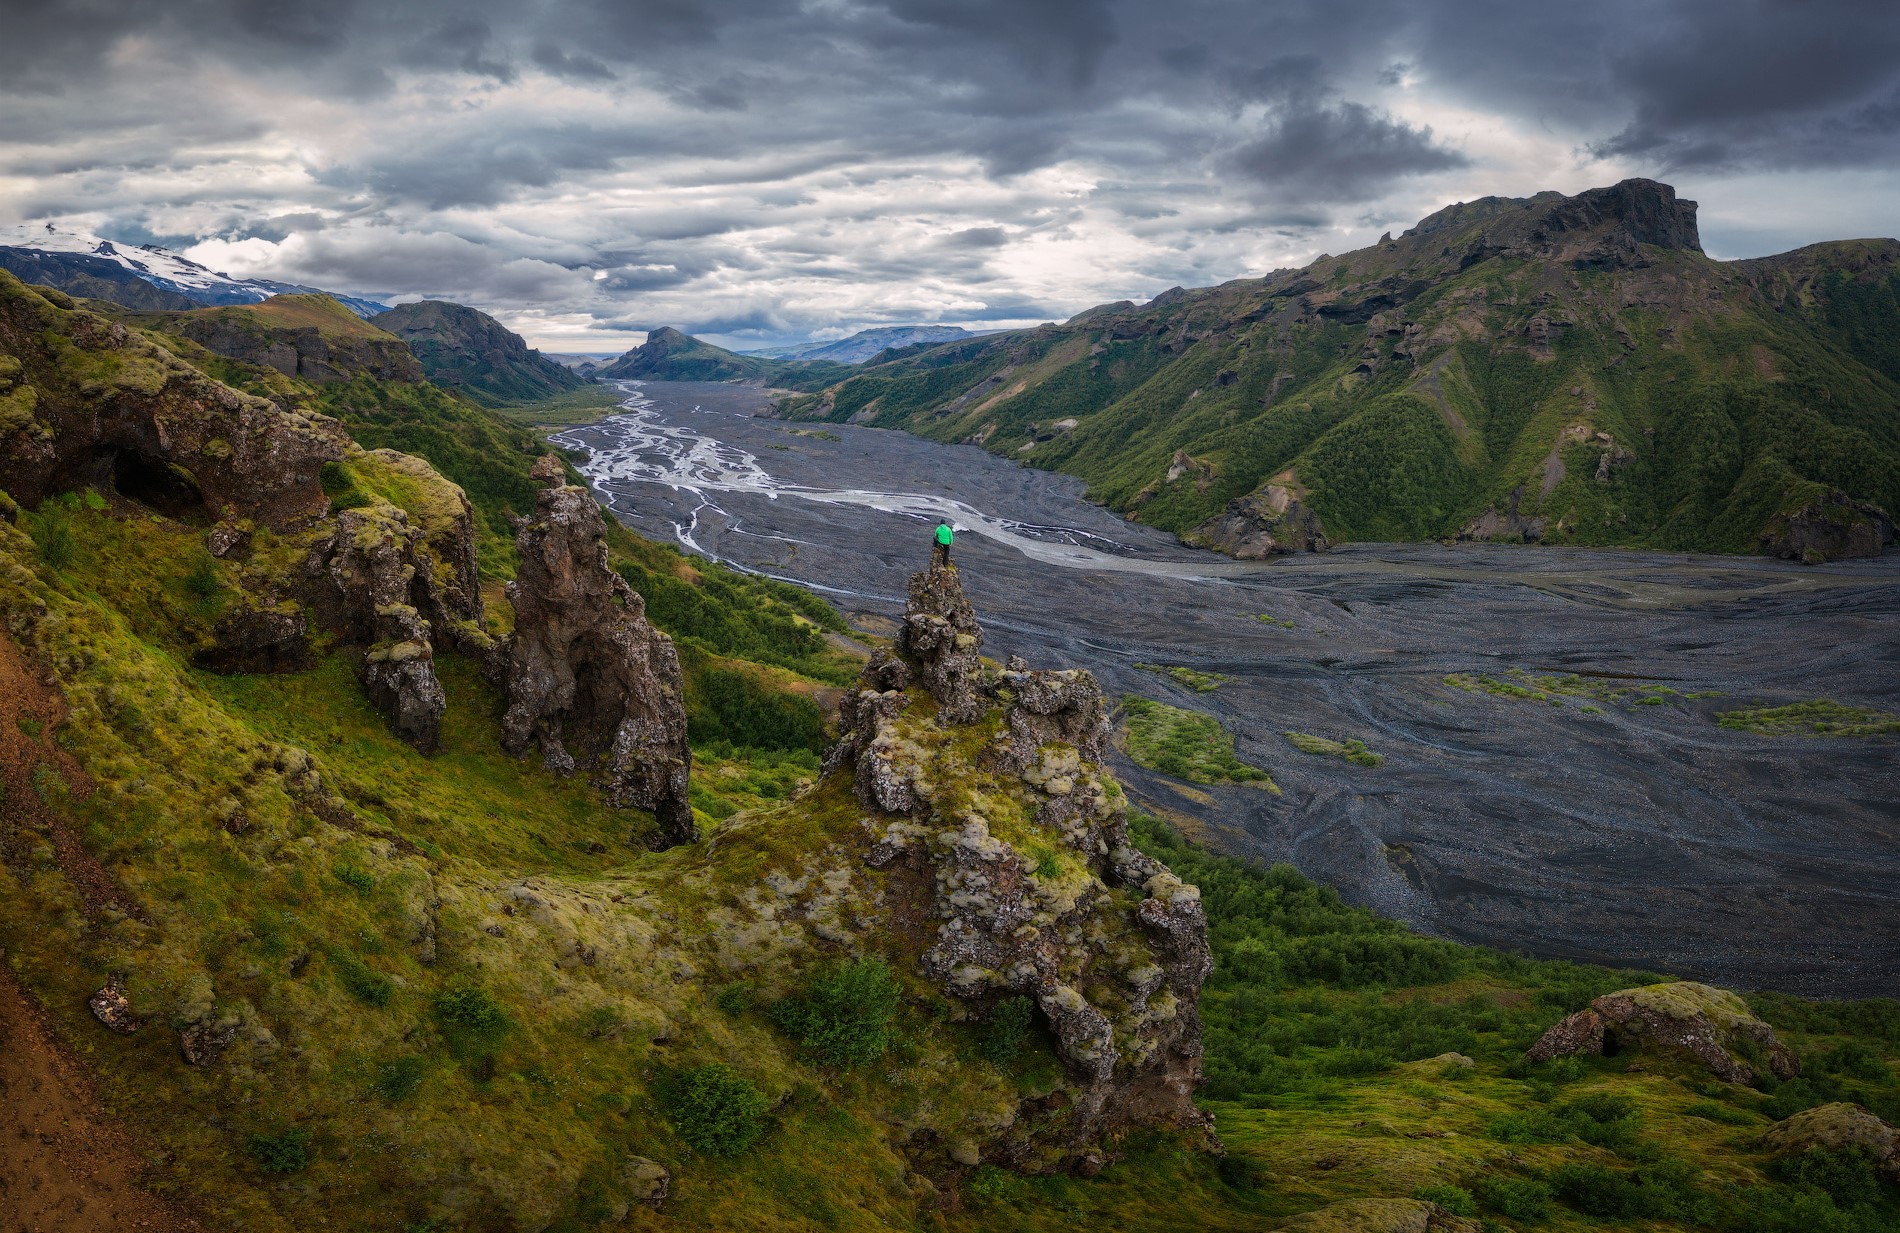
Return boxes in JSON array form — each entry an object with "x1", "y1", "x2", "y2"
[{"x1": 560, "y1": 382, "x2": 1900, "y2": 997}]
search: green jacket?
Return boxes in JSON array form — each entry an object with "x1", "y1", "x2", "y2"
[{"x1": 935, "y1": 524, "x2": 953, "y2": 546}]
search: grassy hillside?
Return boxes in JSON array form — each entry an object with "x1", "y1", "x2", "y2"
[
  {"x1": 3, "y1": 270, "x2": 1898, "y2": 1233},
  {"x1": 782, "y1": 182, "x2": 1900, "y2": 559},
  {"x1": 371, "y1": 300, "x2": 588, "y2": 408}
]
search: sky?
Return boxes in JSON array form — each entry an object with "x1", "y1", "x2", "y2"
[{"x1": 2, "y1": 0, "x2": 1897, "y2": 353}]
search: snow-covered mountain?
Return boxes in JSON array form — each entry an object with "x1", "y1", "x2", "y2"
[{"x1": 0, "y1": 223, "x2": 390, "y2": 318}]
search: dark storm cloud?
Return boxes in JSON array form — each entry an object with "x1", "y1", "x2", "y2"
[
  {"x1": 1231, "y1": 101, "x2": 1467, "y2": 202},
  {"x1": 3, "y1": 0, "x2": 1896, "y2": 347}
]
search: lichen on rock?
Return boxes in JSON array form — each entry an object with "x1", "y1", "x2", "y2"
[{"x1": 501, "y1": 458, "x2": 694, "y2": 848}]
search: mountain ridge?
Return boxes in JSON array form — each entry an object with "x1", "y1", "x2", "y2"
[
  {"x1": 371, "y1": 299, "x2": 584, "y2": 406},
  {"x1": 779, "y1": 179, "x2": 1899, "y2": 562},
  {"x1": 0, "y1": 223, "x2": 390, "y2": 318}
]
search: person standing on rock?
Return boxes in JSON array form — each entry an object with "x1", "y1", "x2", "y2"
[{"x1": 933, "y1": 521, "x2": 955, "y2": 568}]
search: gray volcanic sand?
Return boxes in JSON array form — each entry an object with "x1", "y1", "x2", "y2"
[{"x1": 556, "y1": 381, "x2": 1900, "y2": 998}]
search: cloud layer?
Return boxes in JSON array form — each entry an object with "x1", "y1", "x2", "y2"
[{"x1": 3, "y1": 0, "x2": 1896, "y2": 350}]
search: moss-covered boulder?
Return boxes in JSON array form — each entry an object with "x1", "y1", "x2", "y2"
[
  {"x1": 1525, "y1": 980, "x2": 1799, "y2": 1084},
  {"x1": 1757, "y1": 1103, "x2": 1900, "y2": 1183}
]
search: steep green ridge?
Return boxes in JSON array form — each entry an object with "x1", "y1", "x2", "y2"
[
  {"x1": 4, "y1": 269, "x2": 1898, "y2": 1233},
  {"x1": 782, "y1": 180, "x2": 1900, "y2": 560},
  {"x1": 371, "y1": 299, "x2": 586, "y2": 407}
]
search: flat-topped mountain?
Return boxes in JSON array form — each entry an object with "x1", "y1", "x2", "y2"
[
  {"x1": 783, "y1": 179, "x2": 1899, "y2": 562},
  {"x1": 371, "y1": 300, "x2": 584, "y2": 406}
]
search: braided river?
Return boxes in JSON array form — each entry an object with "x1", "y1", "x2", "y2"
[{"x1": 555, "y1": 380, "x2": 1900, "y2": 997}]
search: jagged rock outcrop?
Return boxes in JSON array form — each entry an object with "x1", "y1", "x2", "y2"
[
  {"x1": 501, "y1": 458, "x2": 694, "y2": 847},
  {"x1": 88, "y1": 976, "x2": 139, "y2": 1033},
  {"x1": 298, "y1": 450, "x2": 490, "y2": 751},
  {"x1": 1188, "y1": 482, "x2": 1330, "y2": 558},
  {"x1": 834, "y1": 561, "x2": 1212, "y2": 1168},
  {"x1": 1758, "y1": 492, "x2": 1895, "y2": 562},
  {"x1": 893, "y1": 563, "x2": 987, "y2": 722},
  {"x1": 1757, "y1": 1104, "x2": 1900, "y2": 1184},
  {"x1": 1456, "y1": 486, "x2": 1546, "y2": 543},
  {"x1": 1525, "y1": 980, "x2": 1800, "y2": 1084},
  {"x1": 0, "y1": 270, "x2": 344, "y2": 526},
  {"x1": 195, "y1": 597, "x2": 313, "y2": 674}
]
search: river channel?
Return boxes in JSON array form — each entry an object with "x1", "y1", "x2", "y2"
[{"x1": 553, "y1": 381, "x2": 1900, "y2": 998}]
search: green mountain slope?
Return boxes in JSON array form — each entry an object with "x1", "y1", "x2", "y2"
[
  {"x1": 782, "y1": 180, "x2": 1900, "y2": 561},
  {"x1": 371, "y1": 299, "x2": 586, "y2": 407},
  {"x1": 4, "y1": 268, "x2": 1899, "y2": 1233}
]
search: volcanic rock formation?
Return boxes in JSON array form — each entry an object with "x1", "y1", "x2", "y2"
[
  {"x1": 501, "y1": 457, "x2": 694, "y2": 848},
  {"x1": 832, "y1": 560, "x2": 1213, "y2": 1166},
  {"x1": 0, "y1": 271, "x2": 344, "y2": 526}
]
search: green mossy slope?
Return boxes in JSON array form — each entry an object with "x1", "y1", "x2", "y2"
[{"x1": 783, "y1": 184, "x2": 1900, "y2": 558}]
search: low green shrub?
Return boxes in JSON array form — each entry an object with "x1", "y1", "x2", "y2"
[
  {"x1": 660, "y1": 1063, "x2": 771, "y2": 1157},
  {"x1": 246, "y1": 1128, "x2": 312, "y2": 1173},
  {"x1": 1769, "y1": 1145, "x2": 1888, "y2": 1208},
  {"x1": 373, "y1": 1056, "x2": 427, "y2": 1103},
  {"x1": 433, "y1": 985, "x2": 505, "y2": 1031},
  {"x1": 1414, "y1": 1184, "x2": 1478, "y2": 1217},
  {"x1": 771, "y1": 958, "x2": 903, "y2": 1067},
  {"x1": 1217, "y1": 1154, "x2": 1268, "y2": 1190},
  {"x1": 979, "y1": 996, "x2": 1038, "y2": 1065},
  {"x1": 1476, "y1": 1176, "x2": 1551, "y2": 1222},
  {"x1": 715, "y1": 982, "x2": 755, "y2": 1017}
]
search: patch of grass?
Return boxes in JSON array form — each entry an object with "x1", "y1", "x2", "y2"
[
  {"x1": 331, "y1": 950, "x2": 393, "y2": 1007},
  {"x1": 1284, "y1": 731, "x2": 1382, "y2": 767},
  {"x1": 659, "y1": 1063, "x2": 771, "y2": 1157},
  {"x1": 1717, "y1": 698, "x2": 1900, "y2": 737},
  {"x1": 1253, "y1": 614, "x2": 1297, "y2": 629},
  {"x1": 1120, "y1": 696, "x2": 1275, "y2": 788},
  {"x1": 1135, "y1": 662, "x2": 1229, "y2": 691},
  {"x1": 771, "y1": 958, "x2": 903, "y2": 1067}
]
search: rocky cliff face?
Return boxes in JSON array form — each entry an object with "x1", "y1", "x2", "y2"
[
  {"x1": 370, "y1": 300, "x2": 582, "y2": 406},
  {"x1": 167, "y1": 295, "x2": 423, "y2": 383},
  {"x1": 1757, "y1": 492, "x2": 1896, "y2": 562},
  {"x1": 0, "y1": 271, "x2": 344, "y2": 527},
  {"x1": 501, "y1": 457, "x2": 694, "y2": 847},
  {"x1": 831, "y1": 562, "x2": 1212, "y2": 1167}
]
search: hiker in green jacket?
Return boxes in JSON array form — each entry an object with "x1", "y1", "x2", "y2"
[{"x1": 933, "y1": 522, "x2": 954, "y2": 568}]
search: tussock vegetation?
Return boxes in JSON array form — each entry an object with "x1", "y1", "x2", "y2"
[
  {"x1": 1718, "y1": 699, "x2": 1900, "y2": 738},
  {"x1": 1135, "y1": 662, "x2": 1229, "y2": 691},
  {"x1": 1284, "y1": 731, "x2": 1382, "y2": 767},
  {"x1": 1119, "y1": 695, "x2": 1276, "y2": 787}
]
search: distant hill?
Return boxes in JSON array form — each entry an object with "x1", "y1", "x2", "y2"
[
  {"x1": 745, "y1": 324, "x2": 988, "y2": 364},
  {"x1": 0, "y1": 222, "x2": 390, "y2": 317},
  {"x1": 598, "y1": 326, "x2": 776, "y2": 382},
  {"x1": 371, "y1": 300, "x2": 583, "y2": 406},
  {"x1": 597, "y1": 326, "x2": 854, "y2": 386},
  {"x1": 782, "y1": 179, "x2": 1900, "y2": 562}
]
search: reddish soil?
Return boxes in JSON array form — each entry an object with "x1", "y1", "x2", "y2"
[{"x1": 0, "y1": 965, "x2": 206, "y2": 1233}]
